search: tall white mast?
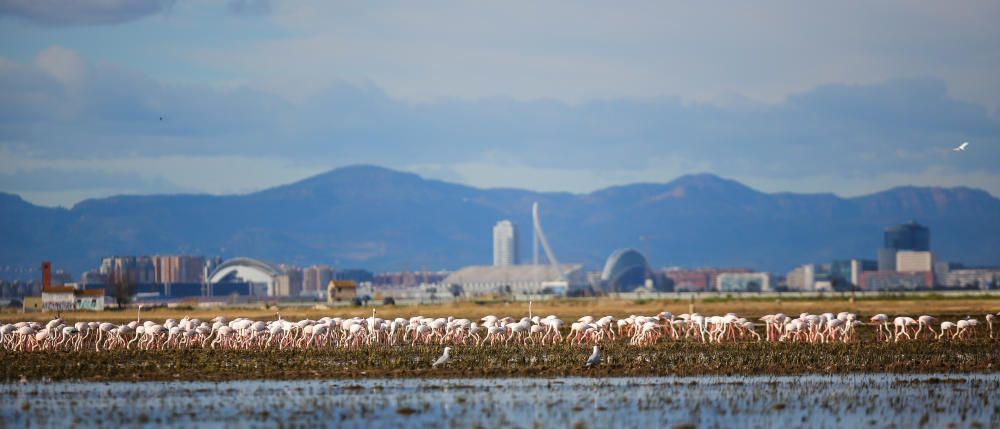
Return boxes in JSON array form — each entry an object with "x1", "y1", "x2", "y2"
[{"x1": 532, "y1": 202, "x2": 567, "y2": 281}]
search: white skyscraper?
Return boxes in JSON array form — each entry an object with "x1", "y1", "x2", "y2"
[{"x1": 493, "y1": 220, "x2": 517, "y2": 266}]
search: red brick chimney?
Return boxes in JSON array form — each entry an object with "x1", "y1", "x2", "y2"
[{"x1": 41, "y1": 261, "x2": 51, "y2": 288}]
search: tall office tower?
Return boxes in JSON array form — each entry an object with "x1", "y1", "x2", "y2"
[
  {"x1": 99, "y1": 256, "x2": 142, "y2": 283},
  {"x1": 275, "y1": 265, "x2": 304, "y2": 297},
  {"x1": 152, "y1": 255, "x2": 207, "y2": 284},
  {"x1": 492, "y1": 220, "x2": 517, "y2": 266},
  {"x1": 877, "y1": 248, "x2": 898, "y2": 271},
  {"x1": 303, "y1": 265, "x2": 334, "y2": 294},
  {"x1": 884, "y1": 221, "x2": 930, "y2": 251},
  {"x1": 878, "y1": 221, "x2": 930, "y2": 271},
  {"x1": 135, "y1": 256, "x2": 155, "y2": 283}
]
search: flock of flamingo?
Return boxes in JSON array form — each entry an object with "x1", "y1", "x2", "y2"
[{"x1": 2, "y1": 306, "x2": 996, "y2": 356}]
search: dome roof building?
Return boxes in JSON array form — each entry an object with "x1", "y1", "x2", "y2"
[
  {"x1": 208, "y1": 257, "x2": 281, "y2": 296},
  {"x1": 600, "y1": 248, "x2": 651, "y2": 292}
]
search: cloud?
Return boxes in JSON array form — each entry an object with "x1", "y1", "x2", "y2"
[
  {"x1": 0, "y1": 149, "x2": 324, "y2": 194},
  {"x1": 0, "y1": 46, "x2": 287, "y2": 158},
  {"x1": 1, "y1": 46, "x2": 998, "y2": 206},
  {"x1": 32, "y1": 46, "x2": 86, "y2": 86},
  {"x1": 0, "y1": 0, "x2": 175, "y2": 26},
  {"x1": 0, "y1": 168, "x2": 185, "y2": 192},
  {"x1": 227, "y1": 0, "x2": 271, "y2": 16},
  {"x1": 190, "y1": 1, "x2": 1000, "y2": 112}
]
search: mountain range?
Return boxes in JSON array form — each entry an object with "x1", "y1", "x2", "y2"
[{"x1": 2, "y1": 165, "x2": 999, "y2": 278}]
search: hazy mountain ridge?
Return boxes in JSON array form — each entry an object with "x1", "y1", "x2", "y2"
[{"x1": 2, "y1": 165, "x2": 998, "y2": 276}]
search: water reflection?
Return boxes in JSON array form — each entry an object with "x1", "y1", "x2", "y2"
[{"x1": 3, "y1": 374, "x2": 998, "y2": 428}]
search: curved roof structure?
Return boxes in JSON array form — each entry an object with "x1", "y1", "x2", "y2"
[
  {"x1": 600, "y1": 248, "x2": 649, "y2": 292},
  {"x1": 445, "y1": 264, "x2": 583, "y2": 285},
  {"x1": 208, "y1": 257, "x2": 280, "y2": 285}
]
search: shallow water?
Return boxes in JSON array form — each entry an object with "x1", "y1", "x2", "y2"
[{"x1": 2, "y1": 374, "x2": 998, "y2": 428}]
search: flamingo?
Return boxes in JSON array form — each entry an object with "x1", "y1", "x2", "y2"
[
  {"x1": 938, "y1": 321, "x2": 955, "y2": 340},
  {"x1": 870, "y1": 314, "x2": 890, "y2": 342},
  {"x1": 893, "y1": 317, "x2": 917, "y2": 341},
  {"x1": 954, "y1": 320, "x2": 970, "y2": 339},
  {"x1": 915, "y1": 315, "x2": 937, "y2": 339},
  {"x1": 3, "y1": 309, "x2": 991, "y2": 353}
]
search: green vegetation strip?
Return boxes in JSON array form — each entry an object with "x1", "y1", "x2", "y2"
[{"x1": 4, "y1": 341, "x2": 998, "y2": 382}]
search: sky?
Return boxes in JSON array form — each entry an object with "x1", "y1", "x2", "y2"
[{"x1": 0, "y1": 0, "x2": 998, "y2": 207}]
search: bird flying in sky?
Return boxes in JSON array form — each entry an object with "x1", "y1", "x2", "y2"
[{"x1": 953, "y1": 142, "x2": 969, "y2": 151}]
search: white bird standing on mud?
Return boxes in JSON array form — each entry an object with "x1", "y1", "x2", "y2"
[
  {"x1": 432, "y1": 347, "x2": 451, "y2": 368},
  {"x1": 586, "y1": 345, "x2": 600, "y2": 367}
]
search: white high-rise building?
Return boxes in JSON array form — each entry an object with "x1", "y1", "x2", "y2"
[
  {"x1": 786, "y1": 264, "x2": 816, "y2": 291},
  {"x1": 492, "y1": 220, "x2": 517, "y2": 266}
]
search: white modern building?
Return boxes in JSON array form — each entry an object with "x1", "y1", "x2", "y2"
[
  {"x1": 444, "y1": 264, "x2": 584, "y2": 296},
  {"x1": 942, "y1": 269, "x2": 1000, "y2": 289},
  {"x1": 716, "y1": 272, "x2": 771, "y2": 292},
  {"x1": 896, "y1": 251, "x2": 933, "y2": 272},
  {"x1": 492, "y1": 220, "x2": 518, "y2": 266},
  {"x1": 786, "y1": 264, "x2": 816, "y2": 291},
  {"x1": 208, "y1": 257, "x2": 281, "y2": 296},
  {"x1": 303, "y1": 265, "x2": 334, "y2": 297}
]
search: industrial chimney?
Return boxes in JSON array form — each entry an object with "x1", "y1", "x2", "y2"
[{"x1": 41, "y1": 261, "x2": 51, "y2": 288}]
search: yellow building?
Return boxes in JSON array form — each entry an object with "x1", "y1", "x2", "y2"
[
  {"x1": 22, "y1": 296, "x2": 42, "y2": 312},
  {"x1": 327, "y1": 280, "x2": 357, "y2": 304}
]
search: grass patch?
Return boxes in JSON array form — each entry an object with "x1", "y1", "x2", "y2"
[{"x1": 4, "y1": 296, "x2": 999, "y2": 325}]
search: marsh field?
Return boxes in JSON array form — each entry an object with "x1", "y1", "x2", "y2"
[
  {"x1": 2, "y1": 296, "x2": 999, "y2": 381},
  {"x1": 3, "y1": 340, "x2": 997, "y2": 382},
  {"x1": 3, "y1": 295, "x2": 1000, "y2": 428}
]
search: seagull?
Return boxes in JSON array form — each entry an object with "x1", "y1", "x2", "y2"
[
  {"x1": 953, "y1": 142, "x2": 969, "y2": 151},
  {"x1": 432, "y1": 347, "x2": 451, "y2": 368},
  {"x1": 586, "y1": 345, "x2": 600, "y2": 367}
]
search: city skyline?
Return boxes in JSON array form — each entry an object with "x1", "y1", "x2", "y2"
[
  {"x1": 5, "y1": 219, "x2": 991, "y2": 279},
  {"x1": 4, "y1": 215, "x2": 998, "y2": 303}
]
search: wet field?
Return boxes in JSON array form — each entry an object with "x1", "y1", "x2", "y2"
[
  {"x1": 4, "y1": 340, "x2": 997, "y2": 381},
  {"x1": 3, "y1": 374, "x2": 998, "y2": 428}
]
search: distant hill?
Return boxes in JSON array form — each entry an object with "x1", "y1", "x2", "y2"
[{"x1": 2, "y1": 165, "x2": 999, "y2": 277}]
